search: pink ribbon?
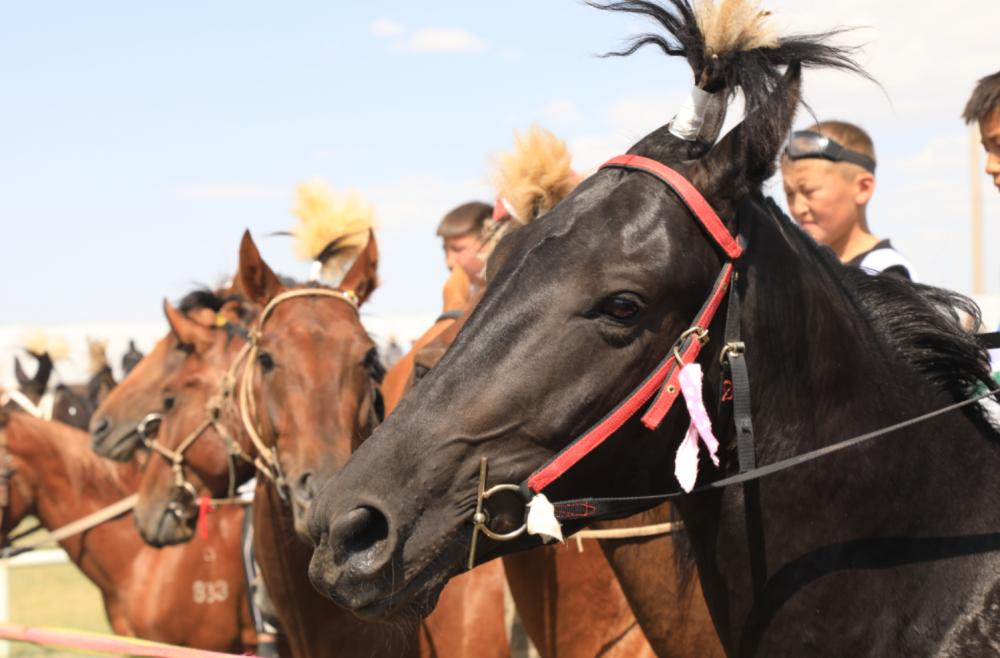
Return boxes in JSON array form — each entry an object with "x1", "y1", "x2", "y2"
[{"x1": 674, "y1": 363, "x2": 720, "y2": 492}]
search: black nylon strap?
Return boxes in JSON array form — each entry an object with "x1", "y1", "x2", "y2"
[
  {"x1": 729, "y1": 353, "x2": 756, "y2": 472},
  {"x1": 548, "y1": 387, "x2": 1000, "y2": 522}
]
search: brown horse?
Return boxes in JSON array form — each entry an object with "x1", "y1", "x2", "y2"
[
  {"x1": 0, "y1": 411, "x2": 255, "y2": 652},
  {"x1": 90, "y1": 291, "x2": 244, "y2": 461},
  {"x1": 130, "y1": 233, "x2": 505, "y2": 658},
  {"x1": 399, "y1": 283, "x2": 719, "y2": 658}
]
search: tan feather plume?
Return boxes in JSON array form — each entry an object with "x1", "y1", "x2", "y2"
[
  {"x1": 22, "y1": 330, "x2": 69, "y2": 362},
  {"x1": 491, "y1": 125, "x2": 580, "y2": 224},
  {"x1": 290, "y1": 177, "x2": 374, "y2": 282},
  {"x1": 88, "y1": 338, "x2": 110, "y2": 375},
  {"x1": 694, "y1": 0, "x2": 779, "y2": 57}
]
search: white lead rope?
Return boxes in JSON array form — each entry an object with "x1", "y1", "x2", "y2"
[{"x1": 573, "y1": 521, "x2": 683, "y2": 552}]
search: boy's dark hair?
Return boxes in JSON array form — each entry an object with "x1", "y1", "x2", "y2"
[
  {"x1": 963, "y1": 71, "x2": 1000, "y2": 125},
  {"x1": 436, "y1": 202, "x2": 493, "y2": 239}
]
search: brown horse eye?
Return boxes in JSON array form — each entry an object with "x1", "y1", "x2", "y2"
[
  {"x1": 258, "y1": 353, "x2": 275, "y2": 372},
  {"x1": 603, "y1": 298, "x2": 639, "y2": 320}
]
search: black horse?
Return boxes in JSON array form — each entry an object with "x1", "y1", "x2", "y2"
[{"x1": 308, "y1": 2, "x2": 1000, "y2": 655}]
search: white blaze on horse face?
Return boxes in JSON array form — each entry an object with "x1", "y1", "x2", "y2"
[{"x1": 526, "y1": 493, "x2": 564, "y2": 544}]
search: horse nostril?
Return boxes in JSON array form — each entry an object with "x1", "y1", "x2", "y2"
[
  {"x1": 331, "y1": 506, "x2": 389, "y2": 567},
  {"x1": 90, "y1": 416, "x2": 111, "y2": 441},
  {"x1": 293, "y1": 470, "x2": 318, "y2": 504}
]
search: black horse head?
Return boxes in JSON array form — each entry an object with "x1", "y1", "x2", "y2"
[{"x1": 307, "y1": 3, "x2": 1000, "y2": 652}]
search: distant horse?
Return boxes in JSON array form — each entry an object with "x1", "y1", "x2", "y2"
[
  {"x1": 305, "y1": 2, "x2": 1000, "y2": 656},
  {"x1": 7, "y1": 352, "x2": 98, "y2": 430},
  {"x1": 0, "y1": 412, "x2": 255, "y2": 652}
]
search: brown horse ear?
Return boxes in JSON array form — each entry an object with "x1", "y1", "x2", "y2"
[
  {"x1": 339, "y1": 230, "x2": 379, "y2": 306},
  {"x1": 163, "y1": 301, "x2": 215, "y2": 354},
  {"x1": 237, "y1": 230, "x2": 286, "y2": 307}
]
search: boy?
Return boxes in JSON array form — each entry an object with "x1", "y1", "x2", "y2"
[
  {"x1": 781, "y1": 121, "x2": 918, "y2": 281},
  {"x1": 964, "y1": 70, "x2": 1000, "y2": 194},
  {"x1": 436, "y1": 201, "x2": 493, "y2": 282}
]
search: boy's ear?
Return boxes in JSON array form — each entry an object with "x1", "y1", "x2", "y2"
[{"x1": 853, "y1": 170, "x2": 876, "y2": 206}]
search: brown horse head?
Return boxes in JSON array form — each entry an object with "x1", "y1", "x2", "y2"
[
  {"x1": 237, "y1": 230, "x2": 383, "y2": 544},
  {"x1": 90, "y1": 290, "x2": 245, "y2": 461},
  {"x1": 133, "y1": 300, "x2": 256, "y2": 547}
]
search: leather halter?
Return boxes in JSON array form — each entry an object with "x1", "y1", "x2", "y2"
[
  {"x1": 526, "y1": 155, "x2": 746, "y2": 495},
  {"x1": 467, "y1": 155, "x2": 750, "y2": 564}
]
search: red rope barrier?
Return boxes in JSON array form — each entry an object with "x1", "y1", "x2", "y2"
[{"x1": 0, "y1": 623, "x2": 254, "y2": 658}]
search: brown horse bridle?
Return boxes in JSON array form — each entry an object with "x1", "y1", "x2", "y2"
[
  {"x1": 145, "y1": 286, "x2": 378, "y2": 518},
  {"x1": 237, "y1": 286, "x2": 380, "y2": 503}
]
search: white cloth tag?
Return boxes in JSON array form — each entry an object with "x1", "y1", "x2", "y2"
[
  {"x1": 669, "y1": 86, "x2": 713, "y2": 141},
  {"x1": 526, "y1": 493, "x2": 564, "y2": 544}
]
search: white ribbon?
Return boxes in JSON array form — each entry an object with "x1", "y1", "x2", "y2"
[{"x1": 669, "y1": 86, "x2": 713, "y2": 142}]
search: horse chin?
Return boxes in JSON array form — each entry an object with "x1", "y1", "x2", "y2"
[
  {"x1": 308, "y1": 528, "x2": 469, "y2": 623},
  {"x1": 134, "y1": 502, "x2": 195, "y2": 548}
]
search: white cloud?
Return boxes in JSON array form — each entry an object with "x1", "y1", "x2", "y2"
[
  {"x1": 539, "y1": 100, "x2": 584, "y2": 126},
  {"x1": 172, "y1": 185, "x2": 286, "y2": 200},
  {"x1": 361, "y1": 175, "x2": 493, "y2": 234},
  {"x1": 404, "y1": 27, "x2": 488, "y2": 54},
  {"x1": 370, "y1": 18, "x2": 404, "y2": 37}
]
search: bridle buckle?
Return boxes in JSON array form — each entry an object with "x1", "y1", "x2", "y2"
[
  {"x1": 467, "y1": 457, "x2": 527, "y2": 569},
  {"x1": 720, "y1": 341, "x2": 746, "y2": 364}
]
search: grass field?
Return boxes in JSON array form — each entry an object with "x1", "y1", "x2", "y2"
[{"x1": 5, "y1": 516, "x2": 112, "y2": 658}]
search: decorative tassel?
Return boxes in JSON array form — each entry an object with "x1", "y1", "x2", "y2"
[
  {"x1": 526, "y1": 493, "x2": 564, "y2": 543},
  {"x1": 673, "y1": 363, "x2": 720, "y2": 492}
]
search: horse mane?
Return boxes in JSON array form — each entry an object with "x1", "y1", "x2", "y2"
[
  {"x1": 760, "y1": 197, "x2": 996, "y2": 404},
  {"x1": 179, "y1": 287, "x2": 234, "y2": 314},
  {"x1": 290, "y1": 178, "x2": 373, "y2": 282}
]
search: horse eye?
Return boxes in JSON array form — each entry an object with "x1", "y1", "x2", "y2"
[
  {"x1": 258, "y1": 353, "x2": 275, "y2": 372},
  {"x1": 163, "y1": 395, "x2": 175, "y2": 412},
  {"x1": 602, "y1": 298, "x2": 639, "y2": 321}
]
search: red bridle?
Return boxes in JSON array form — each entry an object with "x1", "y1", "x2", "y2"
[{"x1": 525, "y1": 155, "x2": 745, "y2": 495}]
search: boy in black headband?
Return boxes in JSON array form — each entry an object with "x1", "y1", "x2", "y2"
[{"x1": 781, "y1": 120, "x2": 917, "y2": 280}]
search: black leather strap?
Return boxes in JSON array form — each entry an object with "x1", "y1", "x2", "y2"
[
  {"x1": 436, "y1": 309, "x2": 465, "y2": 323},
  {"x1": 978, "y1": 332, "x2": 1000, "y2": 350}
]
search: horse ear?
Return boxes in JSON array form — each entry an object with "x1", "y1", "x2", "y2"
[
  {"x1": 238, "y1": 230, "x2": 286, "y2": 307},
  {"x1": 14, "y1": 357, "x2": 30, "y2": 388},
  {"x1": 339, "y1": 230, "x2": 379, "y2": 306},
  {"x1": 694, "y1": 62, "x2": 803, "y2": 216},
  {"x1": 163, "y1": 301, "x2": 215, "y2": 354}
]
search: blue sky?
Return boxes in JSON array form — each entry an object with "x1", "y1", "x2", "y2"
[{"x1": 2, "y1": 0, "x2": 999, "y2": 323}]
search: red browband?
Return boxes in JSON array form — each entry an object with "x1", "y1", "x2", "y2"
[{"x1": 526, "y1": 155, "x2": 742, "y2": 494}]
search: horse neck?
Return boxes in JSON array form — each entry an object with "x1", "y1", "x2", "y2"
[
  {"x1": 735, "y1": 208, "x2": 960, "y2": 461},
  {"x1": 12, "y1": 415, "x2": 139, "y2": 550}
]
